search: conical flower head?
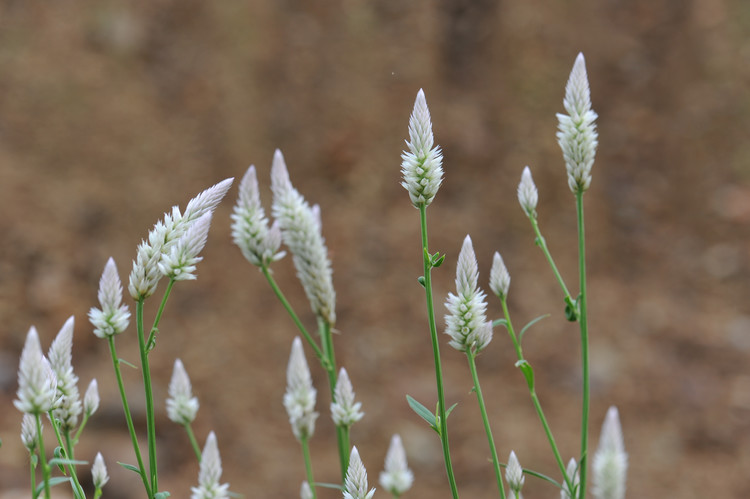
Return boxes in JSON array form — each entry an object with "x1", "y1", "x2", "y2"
[
  {"x1": 557, "y1": 53, "x2": 598, "y2": 193},
  {"x1": 231, "y1": 165, "x2": 285, "y2": 267},
  {"x1": 592, "y1": 406, "x2": 628, "y2": 499},
  {"x1": 344, "y1": 447, "x2": 375, "y2": 499},
  {"x1": 21, "y1": 414, "x2": 38, "y2": 452},
  {"x1": 271, "y1": 150, "x2": 336, "y2": 325},
  {"x1": 506, "y1": 451, "x2": 524, "y2": 494},
  {"x1": 300, "y1": 481, "x2": 314, "y2": 499},
  {"x1": 15, "y1": 327, "x2": 58, "y2": 415},
  {"x1": 283, "y1": 337, "x2": 318, "y2": 440},
  {"x1": 84, "y1": 378, "x2": 100, "y2": 417},
  {"x1": 401, "y1": 89, "x2": 444, "y2": 207},
  {"x1": 445, "y1": 235, "x2": 491, "y2": 352},
  {"x1": 90, "y1": 258, "x2": 131, "y2": 338},
  {"x1": 331, "y1": 368, "x2": 364, "y2": 427},
  {"x1": 517, "y1": 166, "x2": 538, "y2": 217},
  {"x1": 92, "y1": 452, "x2": 109, "y2": 489},
  {"x1": 158, "y1": 211, "x2": 213, "y2": 281},
  {"x1": 48, "y1": 316, "x2": 82, "y2": 430},
  {"x1": 560, "y1": 458, "x2": 580, "y2": 499},
  {"x1": 379, "y1": 434, "x2": 413, "y2": 496},
  {"x1": 191, "y1": 432, "x2": 230, "y2": 499},
  {"x1": 166, "y1": 359, "x2": 200, "y2": 425},
  {"x1": 489, "y1": 251, "x2": 511, "y2": 299}
]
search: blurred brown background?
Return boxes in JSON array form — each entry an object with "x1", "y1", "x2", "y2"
[{"x1": 1, "y1": 0, "x2": 749, "y2": 497}]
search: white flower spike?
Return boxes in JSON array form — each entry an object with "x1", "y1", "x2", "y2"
[
  {"x1": 517, "y1": 166, "x2": 538, "y2": 217},
  {"x1": 379, "y1": 434, "x2": 414, "y2": 496},
  {"x1": 445, "y1": 235, "x2": 491, "y2": 352},
  {"x1": 231, "y1": 165, "x2": 285, "y2": 267},
  {"x1": 489, "y1": 251, "x2": 511, "y2": 299},
  {"x1": 300, "y1": 481, "x2": 314, "y2": 499},
  {"x1": 557, "y1": 53, "x2": 598, "y2": 193},
  {"x1": 48, "y1": 316, "x2": 82, "y2": 430},
  {"x1": 344, "y1": 447, "x2": 375, "y2": 499},
  {"x1": 90, "y1": 258, "x2": 130, "y2": 338},
  {"x1": 592, "y1": 406, "x2": 628, "y2": 499},
  {"x1": 21, "y1": 414, "x2": 38, "y2": 452},
  {"x1": 15, "y1": 327, "x2": 58, "y2": 415},
  {"x1": 84, "y1": 378, "x2": 100, "y2": 416},
  {"x1": 158, "y1": 211, "x2": 213, "y2": 281},
  {"x1": 401, "y1": 89, "x2": 444, "y2": 207},
  {"x1": 331, "y1": 368, "x2": 364, "y2": 427},
  {"x1": 560, "y1": 458, "x2": 580, "y2": 499},
  {"x1": 506, "y1": 451, "x2": 524, "y2": 495},
  {"x1": 166, "y1": 359, "x2": 200, "y2": 425},
  {"x1": 271, "y1": 150, "x2": 336, "y2": 325},
  {"x1": 191, "y1": 432, "x2": 230, "y2": 499},
  {"x1": 283, "y1": 337, "x2": 319, "y2": 440},
  {"x1": 92, "y1": 452, "x2": 109, "y2": 490}
]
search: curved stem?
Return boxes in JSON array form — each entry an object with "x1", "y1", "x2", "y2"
[
  {"x1": 136, "y1": 299, "x2": 158, "y2": 493},
  {"x1": 319, "y1": 319, "x2": 348, "y2": 481},
  {"x1": 419, "y1": 203, "x2": 459, "y2": 499},
  {"x1": 184, "y1": 423, "x2": 202, "y2": 462},
  {"x1": 108, "y1": 336, "x2": 152, "y2": 497},
  {"x1": 35, "y1": 414, "x2": 51, "y2": 499},
  {"x1": 575, "y1": 191, "x2": 590, "y2": 499},
  {"x1": 146, "y1": 279, "x2": 175, "y2": 351},
  {"x1": 528, "y1": 216, "x2": 577, "y2": 315},
  {"x1": 48, "y1": 417, "x2": 85, "y2": 498},
  {"x1": 466, "y1": 352, "x2": 505, "y2": 499},
  {"x1": 301, "y1": 436, "x2": 317, "y2": 499}
]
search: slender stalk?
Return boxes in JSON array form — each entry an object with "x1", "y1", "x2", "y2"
[
  {"x1": 575, "y1": 191, "x2": 590, "y2": 499},
  {"x1": 184, "y1": 423, "x2": 202, "y2": 462},
  {"x1": 28, "y1": 454, "x2": 36, "y2": 499},
  {"x1": 466, "y1": 351, "x2": 505, "y2": 499},
  {"x1": 72, "y1": 413, "x2": 90, "y2": 446},
  {"x1": 319, "y1": 318, "x2": 348, "y2": 481},
  {"x1": 501, "y1": 301, "x2": 575, "y2": 495},
  {"x1": 528, "y1": 216, "x2": 577, "y2": 316},
  {"x1": 418, "y1": 203, "x2": 459, "y2": 499},
  {"x1": 35, "y1": 414, "x2": 51, "y2": 499},
  {"x1": 261, "y1": 265, "x2": 328, "y2": 368},
  {"x1": 301, "y1": 436, "x2": 317, "y2": 499},
  {"x1": 108, "y1": 336, "x2": 152, "y2": 498},
  {"x1": 49, "y1": 416, "x2": 85, "y2": 498},
  {"x1": 136, "y1": 299, "x2": 158, "y2": 493},
  {"x1": 146, "y1": 279, "x2": 175, "y2": 350}
]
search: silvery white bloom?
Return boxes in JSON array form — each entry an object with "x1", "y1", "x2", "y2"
[
  {"x1": 489, "y1": 252, "x2": 511, "y2": 299},
  {"x1": 344, "y1": 447, "x2": 375, "y2": 499},
  {"x1": 90, "y1": 258, "x2": 130, "y2": 338},
  {"x1": 401, "y1": 89, "x2": 444, "y2": 208},
  {"x1": 128, "y1": 179, "x2": 233, "y2": 299},
  {"x1": 557, "y1": 53, "x2": 598, "y2": 193},
  {"x1": 271, "y1": 150, "x2": 336, "y2": 325},
  {"x1": 445, "y1": 235, "x2": 491, "y2": 352},
  {"x1": 283, "y1": 337, "x2": 319, "y2": 440},
  {"x1": 379, "y1": 434, "x2": 413, "y2": 496},
  {"x1": 191, "y1": 432, "x2": 230, "y2": 499},
  {"x1": 48, "y1": 316, "x2": 82, "y2": 430},
  {"x1": 231, "y1": 165, "x2": 286, "y2": 267},
  {"x1": 21, "y1": 413, "x2": 38, "y2": 452},
  {"x1": 300, "y1": 481, "x2": 314, "y2": 499},
  {"x1": 92, "y1": 452, "x2": 109, "y2": 489},
  {"x1": 517, "y1": 166, "x2": 538, "y2": 216},
  {"x1": 506, "y1": 451, "x2": 524, "y2": 494},
  {"x1": 15, "y1": 327, "x2": 58, "y2": 415},
  {"x1": 331, "y1": 368, "x2": 364, "y2": 427},
  {"x1": 84, "y1": 378, "x2": 100, "y2": 417},
  {"x1": 158, "y1": 211, "x2": 212, "y2": 281},
  {"x1": 166, "y1": 359, "x2": 200, "y2": 425},
  {"x1": 560, "y1": 458, "x2": 580, "y2": 499},
  {"x1": 592, "y1": 406, "x2": 628, "y2": 499}
]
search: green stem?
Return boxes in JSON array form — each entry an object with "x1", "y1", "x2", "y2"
[
  {"x1": 146, "y1": 279, "x2": 175, "y2": 351},
  {"x1": 418, "y1": 203, "x2": 459, "y2": 499},
  {"x1": 184, "y1": 423, "x2": 202, "y2": 462},
  {"x1": 261, "y1": 265, "x2": 328, "y2": 368},
  {"x1": 29, "y1": 453, "x2": 36, "y2": 499},
  {"x1": 575, "y1": 191, "x2": 590, "y2": 499},
  {"x1": 528, "y1": 216, "x2": 577, "y2": 315},
  {"x1": 108, "y1": 336, "x2": 153, "y2": 498},
  {"x1": 301, "y1": 436, "x2": 317, "y2": 499},
  {"x1": 319, "y1": 319, "x2": 348, "y2": 481},
  {"x1": 72, "y1": 413, "x2": 90, "y2": 447},
  {"x1": 48, "y1": 417, "x2": 85, "y2": 498},
  {"x1": 502, "y1": 301, "x2": 575, "y2": 495},
  {"x1": 466, "y1": 352, "x2": 505, "y2": 499},
  {"x1": 136, "y1": 299, "x2": 159, "y2": 493},
  {"x1": 35, "y1": 414, "x2": 51, "y2": 499}
]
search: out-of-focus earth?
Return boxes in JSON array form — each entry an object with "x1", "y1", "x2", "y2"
[{"x1": 1, "y1": 1, "x2": 749, "y2": 497}]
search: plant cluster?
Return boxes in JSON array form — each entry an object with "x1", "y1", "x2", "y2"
[{"x1": 8, "y1": 53, "x2": 627, "y2": 499}]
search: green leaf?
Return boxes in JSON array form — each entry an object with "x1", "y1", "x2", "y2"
[
  {"x1": 431, "y1": 253, "x2": 445, "y2": 268},
  {"x1": 492, "y1": 318, "x2": 508, "y2": 329},
  {"x1": 315, "y1": 482, "x2": 345, "y2": 490},
  {"x1": 445, "y1": 402, "x2": 458, "y2": 418},
  {"x1": 119, "y1": 358, "x2": 138, "y2": 370},
  {"x1": 518, "y1": 314, "x2": 549, "y2": 342},
  {"x1": 406, "y1": 395, "x2": 437, "y2": 430},
  {"x1": 118, "y1": 462, "x2": 143, "y2": 475},
  {"x1": 154, "y1": 492, "x2": 171, "y2": 499},
  {"x1": 49, "y1": 457, "x2": 88, "y2": 466},
  {"x1": 417, "y1": 276, "x2": 426, "y2": 288},
  {"x1": 53, "y1": 446, "x2": 66, "y2": 474},
  {"x1": 36, "y1": 477, "x2": 72, "y2": 495},
  {"x1": 498, "y1": 463, "x2": 561, "y2": 488},
  {"x1": 515, "y1": 359, "x2": 535, "y2": 391}
]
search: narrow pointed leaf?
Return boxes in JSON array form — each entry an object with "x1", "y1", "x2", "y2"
[
  {"x1": 118, "y1": 358, "x2": 138, "y2": 370},
  {"x1": 406, "y1": 395, "x2": 437, "y2": 428},
  {"x1": 515, "y1": 359, "x2": 535, "y2": 391},
  {"x1": 518, "y1": 314, "x2": 550, "y2": 341},
  {"x1": 118, "y1": 462, "x2": 143, "y2": 475}
]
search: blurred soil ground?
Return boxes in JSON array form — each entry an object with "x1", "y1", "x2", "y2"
[{"x1": 1, "y1": 0, "x2": 750, "y2": 497}]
